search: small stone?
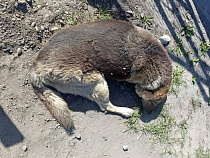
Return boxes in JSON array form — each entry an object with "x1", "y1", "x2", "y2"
[
  {"x1": 36, "y1": 5, "x2": 42, "y2": 9},
  {"x1": 18, "y1": 0, "x2": 26, "y2": 4},
  {"x1": 35, "y1": 26, "x2": 39, "y2": 32},
  {"x1": 23, "y1": 46, "x2": 28, "y2": 51},
  {"x1": 21, "y1": 39, "x2": 25, "y2": 45},
  {"x1": 44, "y1": 14, "x2": 50, "y2": 22},
  {"x1": 158, "y1": 35, "x2": 171, "y2": 45},
  {"x1": 40, "y1": 25, "x2": 45, "y2": 31},
  {"x1": 16, "y1": 47, "x2": 22, "y2": 56},
  {"x1": 126, "y1": 10, "x2": 134, "y2": 18},
  {"x1": 45, "y1": 118, "x2": 51, "y2": 122},
  {"x1": 102, "y1": 136, "x2": 107, "y2": 141},
  {"x1": 0, "y1": 85, "x2": 6, "y2": 90},
  {"x1": 25, "y1": 105, "x2": 30, "y2": 108},
  {"x1": 31, "y1": 22, "x2": 36, "y2": 27},
  {"x1": 15, "y1": 13, "x2": 20, "y2": 18},
  {"x1": 4, "y1": 48, "x2": 12, "y2": 54},
  {"x1": 126, "y1": 10, "x2": 133, "y2": 15},
  {"x1": 123, "y1": 145, "x2": 129, "y2": 151},
  {"x1": 22, "y1": 145, "x2": 28, "y2": 152},
  {"x1": 50, "y1": 26, "x2": 59, "y2": 31},
  {"x1": 0, "y1": 43, "x2": 6, "y2": 49},
  {"x1": 75, "y1": 134, "x2": 81, "y2": 140},
  {"x1": 59, "y1": 20, "x2": 65, "y2": 25}
]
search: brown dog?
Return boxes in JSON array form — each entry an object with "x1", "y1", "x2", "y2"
[{"x1": 31, "y1": 19, "x2": 172, "y2": 131}]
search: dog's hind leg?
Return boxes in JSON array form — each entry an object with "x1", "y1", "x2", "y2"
[{"x1": 89, "y1": 76, "x2": 135, "y2": 117}]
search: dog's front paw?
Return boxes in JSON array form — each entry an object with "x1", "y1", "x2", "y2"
[{"x1": 120, "y1": 107, "x2": 135, "y2": 117}]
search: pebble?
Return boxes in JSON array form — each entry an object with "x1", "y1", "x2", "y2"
[
  {"x1": 40, "y1": 25, "x2": 45, "y2": 31},
  {"x1": 102, "y1": 136, "x2": 107, "y2": 141},
  {"x1": 123, "y1": 145, "x2": 129, "y2": 151},
  {"x1": 158, "y1": 35, "x2": 171, "y2": 45},
  {"x1": 44, "y1": 14, "x2": 50, "y2": 22},
  {"x1": 21, "y1": 39, "x2": 25, "y2": 45},
  {"x1": 0, "y1": 43, "x2": 6, "y2": 49},
  {"x1": 16, "y1": 47, "x2": 22, "y2": 56},
  {"x1": 50, "y1": 26, "x2": 59, "y2": 31},
  {"x1": 75, "y1": 134, "x2": 81, "y2": 140},
  {"x1": 35, "y1": 26, "x2": 39, "y2": 32},
  {"x1": 31, "y1": 22, "x2": 36, "y2": 27},
  {"x1": 126, "y1": 10, "x2": 134, "y2": 15},
  {"x1": 22, "y1": 145, "x2": 28, "y2": 152},
  {"x1": 18, "y1": 0, "x2": 26, "y2": 4},
  {"x1": 0, "y1": 85, "x2": 6, "y2": 90}
]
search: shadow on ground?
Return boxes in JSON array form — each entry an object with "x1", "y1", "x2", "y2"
[
  {"x1": 65, "y1": 80, "x2": 141, "y2": 114},
  {"x1": 87, "y1": 0, "x2": 128, "y2": 20},
  {"x1": 154, "y1": 0, "x2": 210, "y2": 103},
  {"x1": 65, "y1": 79, "x2": 164, "y2": 123},
  {"x1": 0, "y1": 106, "x2": 24, "y2": 147}
]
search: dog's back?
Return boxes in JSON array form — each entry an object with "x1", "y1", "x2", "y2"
[
  {"x1": 35, "y1": 19, "x2": 171, "y2": 83},
  {"x1": 31, "y1": 19, "x2": 172, "y2": 131}
]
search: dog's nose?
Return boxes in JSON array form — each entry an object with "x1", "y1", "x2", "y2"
[
  {"x1": 144, "y1": 108, "x2": 153, "y2": 114},
  {"x1": 142, "y1": 100, "x2": 156, "y2": 114}
]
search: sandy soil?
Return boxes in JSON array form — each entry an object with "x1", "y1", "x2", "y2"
[{"x1": 0, "y1": 0, "x2": 210, "y2": 158}]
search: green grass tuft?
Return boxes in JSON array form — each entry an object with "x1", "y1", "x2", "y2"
[
  {"x1": 170, "y1": 65, "x2": 185, "y2": 93},
  {"x1": 95, "y1": 4, "x2": 112, "y2": 20},
  {"x1": 200, "y1": 42, "x2": 210, "y2": 55},
  {"x1": 172, "y1": 36, "x2": 183, "y2": 55},
  {"x1": 125, "y1": 105, "x2": 142, "y2": 132},
  {"x1": 181, "y1": 23, "x2": 195, "y2": 38},
  {"x1": 140, "y1": 105, "x2": 176, "y2": 143},
  {"x1": 196, "y1": 147, "x2": 210, "y2": 158}
]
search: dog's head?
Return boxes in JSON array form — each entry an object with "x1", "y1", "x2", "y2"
[{"x1": 135, "y1": 80, "x2": 171, "y2": 113}]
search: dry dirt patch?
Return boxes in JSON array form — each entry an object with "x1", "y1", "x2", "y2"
[{"x1": 0, "y1": 0, "x2": 210, "y2": 158}]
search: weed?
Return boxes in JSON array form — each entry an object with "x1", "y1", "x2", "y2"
[
  {"x1": 178, "y1": 120, "x2": 187, "y2": 148},
  {"x1": 141, "y1": 104, "x2": 176, "y2": 143},
  {"x1": 186, "y1": 51, "x2": 192, "y2": 56},
  {"x1": 192, "y1": 75, "x2": 197, "y2": 85},
  {"x1": 140, "y1": 15, "x2": 153, "y2": 27},
  {"x1": 172, "y1": 36, "x2": 183, "y2": 55},
  {"x1": 190, "y1": 97, "x2": 201, "y2": 111},
  {"x1": 95, "y1": 5, "x2": 112, "y2": 20},
  {"x1": 196, "y1": 147, "x2": 210, "y2": 158},
  {"x1": 170, "y1": 65, "x2": 184, "y2": 93},
  {"x1": 200, "y1": 42, "x2": 210, "y2": 55},
  {"x1": 68, "y1": 16, "x2": 77, "y2": 26},
  {"x1": 125, "y1": 105, "x2": 142, "y2": 132},
  {"x1": 181, "y1": 23, "x2": 195, "y2": 38},
  {"x1": 138, "y1": 104, "x2": 189, "y2": 156},
  {"x1": 190, "y1": 57, "x2": 200, "y2": 64}
]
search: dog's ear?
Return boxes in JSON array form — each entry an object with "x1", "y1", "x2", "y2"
[{"x1": 142, "y1": 91, "x2": 155, "y2": 100}]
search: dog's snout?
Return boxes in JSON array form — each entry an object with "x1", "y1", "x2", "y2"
[{"x1": 142, "y1": 99, "x2": 161, "y2": 114}]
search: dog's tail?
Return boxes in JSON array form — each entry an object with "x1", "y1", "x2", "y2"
[{"x1": 31, "y1": 72, "x2": 74, "y2": 133}]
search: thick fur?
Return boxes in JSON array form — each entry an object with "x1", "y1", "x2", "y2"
[{"x1": 31, "y1": 19, "x2": 172, "y2": 131}]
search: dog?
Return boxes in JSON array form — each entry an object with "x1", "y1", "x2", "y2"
[{"x1": 31, "y1": 19, "x2": 172, "y2": 131}]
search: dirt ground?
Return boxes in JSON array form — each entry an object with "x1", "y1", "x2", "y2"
[{"x1": 0, "y1": 0, "x2": 210, "y2": 158}]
